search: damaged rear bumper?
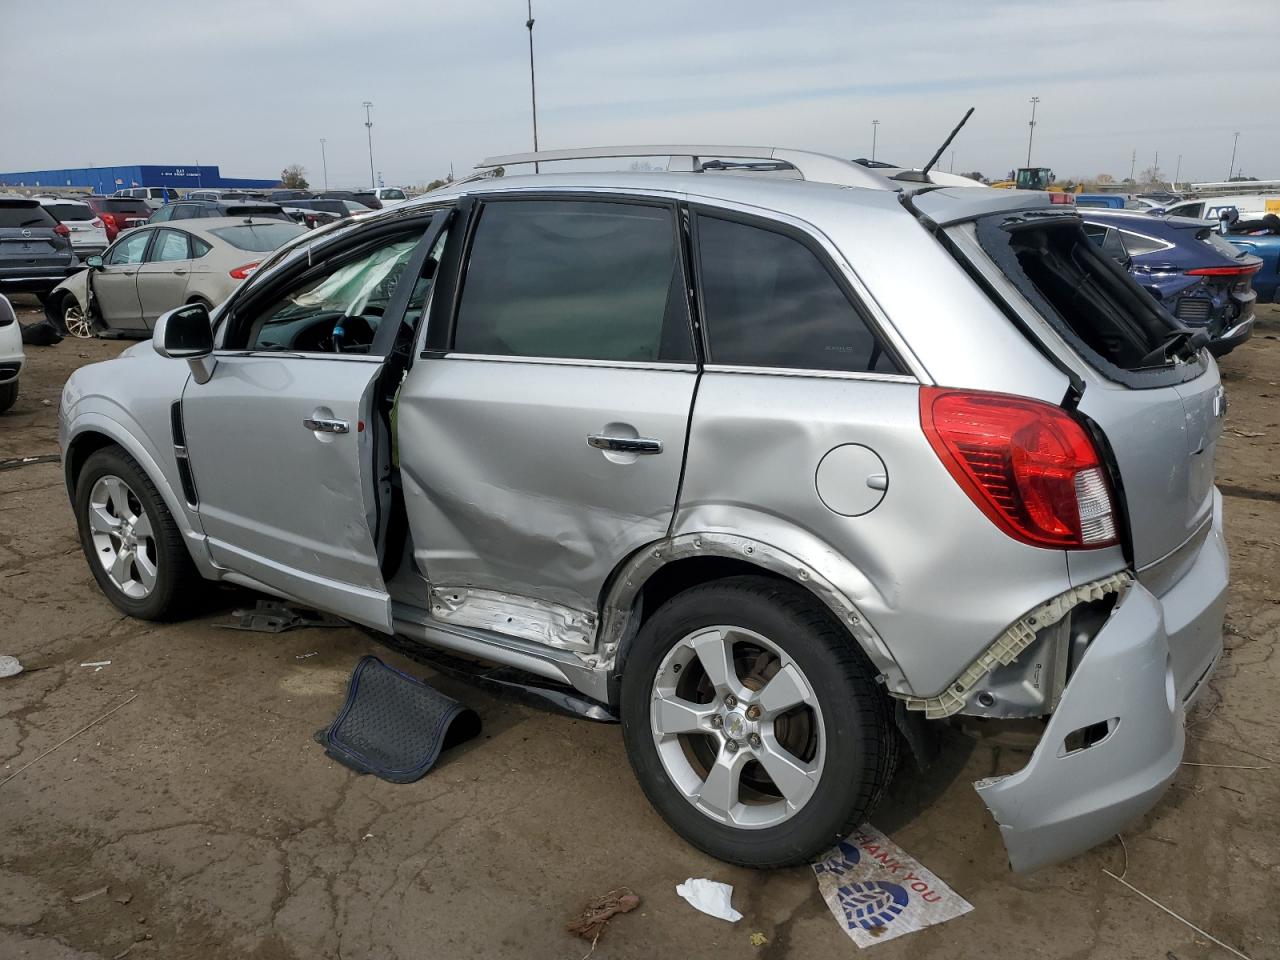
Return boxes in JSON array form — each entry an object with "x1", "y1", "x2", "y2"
[{"x1": 975, "y1": 493, "x2": 1227, "y2": 872}]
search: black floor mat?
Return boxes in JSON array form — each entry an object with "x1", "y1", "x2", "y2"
[{"x1": 322, "y1": 656, "x2": 481, "y2": 783}]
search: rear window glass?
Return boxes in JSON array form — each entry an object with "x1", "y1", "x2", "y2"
[
  {"x1": 0, "y1": 203, "x2": 55, "y2": 228},
  {"x1": 224, "y1": 205, "x2": 286, "y2": 219},
  {"x1": 695, "y1": 214, "x2": 899, "y2": 373},
  {"x1": 104, "y1": 199, "x2": 150, "y2": 214},
  {"x1": 381, "y1": 189, "x2": 406, "y2": 200},
  {"x1": 209, "y1": 223, "x2": 307, "y2": 251},
  {"x1": 974, "y1": 213, "x2": 1186, "y2": 374},
  {"x1": 43, "y1": 202, "x2": 94, "y2": 222}
]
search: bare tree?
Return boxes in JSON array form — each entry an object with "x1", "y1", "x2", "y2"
[
  {"x1": 1095, "y1": 173, "x2": 1114, "y2": 184},
  {"x1": 280, "y1": 164, "x2": 309, "y2": 189}
]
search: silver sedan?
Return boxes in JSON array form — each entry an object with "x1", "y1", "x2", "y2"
[{"x1": 45, "y1": 217, "x2": 307, "y2": 338}]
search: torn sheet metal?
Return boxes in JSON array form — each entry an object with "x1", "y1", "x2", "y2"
[
  {"x1": 429, "y1": 586, "x2": 594, "y2": 652},
  {"x1": 812, "y1": 826, "x2": 972, "y2": 947},
  {"x1": 894, "y1": 572, "x2": 1132, "y2": 718}
]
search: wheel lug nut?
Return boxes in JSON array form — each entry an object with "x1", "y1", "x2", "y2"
[
  {"x1": 745, "y1": 705, "x2": 761, "y2": 721},
  {"x1": 724, "y1": 739, "x2": 739, "y2": 753},
  {"x1": 710, "y1": 715, "x2": 723, "y2": 729},
  {"x1": 724, "y1": 694, "x2": 738, "y2": 708},
  {"x1": 748, "y1": 733, "x2": 762, "y2": 748}
]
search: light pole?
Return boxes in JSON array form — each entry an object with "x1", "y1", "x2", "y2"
[
  {"x1": 526, "y1": 0, "x2": 540, "y2": 172},
  {"x1": 1026, "y1": 96, "x2": 1039, "y2": 167},
  {"x1": 1228, "y1": 131, "x2": 1240, "y2": 181},
  {"x1": 319, "y1": 138, "x2": 328, "y2": 191},
  {"x1": 1174, "y1": 153, "x2": 1182, "y2": 188},
  {"x1": 871, "y1": 120, "x2": 879, "y2": 163},
  {"x1": 362, "y1": 101, "x2": 375, "y2": 189}
]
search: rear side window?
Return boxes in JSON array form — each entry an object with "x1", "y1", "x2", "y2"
[
  {"x1": 43, "y1": 202, "x2": 93, "y2": 222},
  {"x1": 0, "y1": 203, "x2": 54, "y2": 228},
  {"x1": 1119, "y1": 231, "x2": 1170, "y2": 256},
  {"x1": 695, "y1": 214, "x2": 899, "y2": 373},
  {"x1": 209, "y1": 223, "x2": 307, "y2": 251},
  {"x1": 453, "y1": 199, "x2": 692, "y2": 363}
]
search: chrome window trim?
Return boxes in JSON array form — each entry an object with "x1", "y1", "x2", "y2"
[
  {"x1": 440, "y1": 351, "x2": 697, "y2": 373},
  {"x1": 700, "y1": 363, "x2": 916, "y2": 383},
  {"x1": 211, "y1": 350, "x2": 384, "y2": 364}
]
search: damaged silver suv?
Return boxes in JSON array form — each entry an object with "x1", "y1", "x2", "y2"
[{"x1": 59, "y1": 146, "x2": 1227, "y2": 872}]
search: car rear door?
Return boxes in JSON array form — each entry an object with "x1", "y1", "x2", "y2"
[
  {"x1": 180, "y1": 212, "x2": 445, "y2": 631},
  {"x1": 92, "y1": 228, "x2": 151, "y2": 328},
  {"x1": 397, "y1": 195, "x2": 698, "y2": 644},
  {"x1": 135, "y1": 228, "x2": 193, "y2": 327}
]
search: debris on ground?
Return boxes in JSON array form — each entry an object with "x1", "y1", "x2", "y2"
[
  {"x1": 69, "y1": 885, "x2": 109, "y2": 904},
  {"x1": 295, "y1": 651, "x2": 319, "y2": 660},
  {"x1": 0, "y1": 454, "x2": 61, "y2": 472},
  {"x1": 220, "y1": 600, "x2": 345, "y2": 634},
  {"x1": 675, "y1": 878, "x2": 742, "y2": 922},
  {"x1": 112, "y1": 892, "x2": 133, "y2": 905},
  {"x1": 811, "y1": 826, "x2": 972, "y2": 947},
  {"x1": 749, "y1": 931, "x2": 769, "y2": 946},
  {"x1": 565, "y1": 886, "x2": 640, "y2": 943},
  {"x1": 0, "y1": 693, "x2": 139, "y2": 790},
  {"x1": 0, "y1": 655, "x2": 23, "y2": 679},
  {"x1": 80, "y1": 661, "x2": 111, "y2": 670}
]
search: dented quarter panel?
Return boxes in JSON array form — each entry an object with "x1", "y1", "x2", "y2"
[{"x1": 674, "y1": 371, "x2": 1078, "y2": 698}]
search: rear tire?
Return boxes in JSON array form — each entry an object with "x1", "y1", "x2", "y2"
[
  {"x1": 0, "y1": 379, "x2": 16, "y2": 414},
  {"x1": 73, "y1": 446, "x2": 200, "y2": 620},
  {"x1": 620, "y1": 575, "x2": 898, "y2": 868}
]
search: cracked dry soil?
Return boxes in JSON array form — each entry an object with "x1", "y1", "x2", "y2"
[{"x1": 1, "y1": 297, "x2": 1277, "y2": 960}]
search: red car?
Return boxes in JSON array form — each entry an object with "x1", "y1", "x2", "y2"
[{"x1": 84, "y1": 196, "x2": 152, "y2": 242}]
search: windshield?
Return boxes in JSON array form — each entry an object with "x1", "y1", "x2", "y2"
[
  {"x1": 210, "y1": 222, "x2": 307, "y2": 252},
  {"x1": 43, "y1": 202, "x2": 94, "y2": 222},
  {"x1": 1015, "y1": 168, "x2": 1052, "y2": 191}
]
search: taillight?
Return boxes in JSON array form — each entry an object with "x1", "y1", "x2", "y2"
[
  {"x1": 1049, "y1": 192, "x2": 1075, "y2": 204},
  {"x1": 1186, "y1": 264, "x2": 1260, "y2": 277},
  {"x1": 920, "y1": 387, "x2": 1118, "y2": 549},
  {"x1": 229, "y1": 261, "x2": 261, "y2": 280},
  {"x1": 53, "y1": 223, "x2": 70, "y2": 237},
  {"x1": 100, "y1": 212, "x2": 117, "y2": 227}
]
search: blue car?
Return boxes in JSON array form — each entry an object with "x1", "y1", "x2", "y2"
[
  {"x1": 1079, "y1": 210, "x2": 1262, "y2": 356},
  {"x1": 1224, "y1": 217, "x2": 1280, "y2": 305}
]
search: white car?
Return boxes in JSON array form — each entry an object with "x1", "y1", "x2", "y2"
[
  {"x1": 35, "y1": 197, "x2": 108, "y2": 259},
  {"x1": 370, "y1": 186, "x2": 410, "y2": 207},
  {"x1": 0, "y1": 294, "x2": 23, "y2": 413},
  {"x1": 1164, "y1": 193, "x2": 1280, "y2": 221}
]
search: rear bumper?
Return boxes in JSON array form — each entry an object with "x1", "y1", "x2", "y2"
[
  {"x1": 1208, "y1": 315, "x2": 1255, "y2": 357},
  {"x1": 0, "y1": 267, "x2": 77, "y2": 294},
  {"x1": 975, "y1": 490, "x2": 1227, "y2": 872}
]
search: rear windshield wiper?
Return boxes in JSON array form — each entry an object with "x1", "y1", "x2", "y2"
[{"x1": 1138, "y1": 327, "x2": 1210, "y2": 367}]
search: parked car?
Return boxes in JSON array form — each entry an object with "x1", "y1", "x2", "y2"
[
  {"x1": 0, "y1": 293, "x2": 23, "y2": 413},
  {"x1": 35, "y1": 197, "x2": 108, "y2": 258},
  {"x1": 1225, "y1": 215, "x2": 1280, "y2": 305},
  {"x1": 370, "y1": 187, "x2": 409, "y2": 207},
  {"x1": 0, "y1": 195, "x2": 77, "y2": 299},
  {"x1": 1080, "y1": 209, "x2": 1260, "y2": 355},
  {"x1": 282, "y1": 198, "x2": 373, "y2": 219},
  {"x1": 280, "y1": 206, "x2": 343, "y2": 230},
  {"x1": 113, "y1": 186, "x2": 181, "y2": 210},
  {"x1": 268, "y1": 189, "x2": 314, "y2": 203},
  {"x1": 58, "y1": 149, "x2": 1228, "y2": 875},
  {"x1": 45, "y1": 217, "x2": 306, "y2": 338},
  {"x1": 185, "y1": 190, "x2": 269, "y2": 202},
  {"x1": 85, "y1": 197, "x2": 152, "y2": 242},
  {"x1": 318, "y1": 189, "x2": 383, "y2": 210},
  {"x1": 148, "y1": 199, "x2": 291, "y2": 223},
  {"x1": 1162, "y1": 193, "x2": 1280, "y2": 221},
  {"x1": 1075, "y1": 194, "x2": 1164, "y2": 211}
]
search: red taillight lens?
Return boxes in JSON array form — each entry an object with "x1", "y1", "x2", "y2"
[
  {"x1": 921, "y1": 387, "x2": 1118, "y2": 549},
  {"x1": 1185, "y1": 263, "x2": 1260, "y2": 277},
  {"x1": 100, "y1": 212, "x2": 116, "y2": 227},
  {"x1": 53, "y1": 223, "x2": 70, "y2": 237},
  {"x1": 229, "y1": 261, "x2": 261, "y2": 280},
  {"x1": 1049, "y1": 192, "x2": 1075, "y2": 204}
]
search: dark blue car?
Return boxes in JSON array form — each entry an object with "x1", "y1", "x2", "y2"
[
  {"x1": 1224, "y1": 217, "x2": 1280, "y2": 306},
  {"x1": 1079, "y1": 210, "x2": 1262, "y2": 356}
]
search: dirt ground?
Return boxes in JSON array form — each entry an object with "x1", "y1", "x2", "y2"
[{"x1": 1, "y1": 296, "x2": 1277, "y2": 960}]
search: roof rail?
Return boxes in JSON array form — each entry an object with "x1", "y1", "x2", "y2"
[{"x1": 475, "y1": 145, "x2": 894, "y2": 190}]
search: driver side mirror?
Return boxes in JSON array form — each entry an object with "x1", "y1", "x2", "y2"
[
  {"x1": 153, "y1": 302, "x2": 217, "y2": 383},
  {"x1": 86, "y1": 255, "x2": 103, "y2": 269}
]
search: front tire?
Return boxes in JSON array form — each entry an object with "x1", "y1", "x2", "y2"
[
  {"x1": 73, "y1": 447, "x2": 199, "y2": 620},
  {"x1": 620, "y1": 576, "x2": 898, "y2": 868},
  {"x1": 61, "y1": 295, "x2": 94, "y2": 339}
]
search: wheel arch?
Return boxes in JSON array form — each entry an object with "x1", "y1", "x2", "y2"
[{"x1": 597, "y1": 532, "x2": 908, "y2": 698}]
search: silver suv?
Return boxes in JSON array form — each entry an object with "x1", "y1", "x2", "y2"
[{"x1": 59, "y1": 147, "x2": 1227, "y2": 872}]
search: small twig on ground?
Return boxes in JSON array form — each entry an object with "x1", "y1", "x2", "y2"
[
  {"x1": 1102, "y1": 869, "x2": 1254, "y2": 960},
  {"x1": 1113, "y1": 834, "x2": 1129, "y2": 880},
  {"x1": 1190, "y1": 734, "x2": 1277, "y2": 765},
  {"x1": 0, "y1": 693, "x2": 139, "y2": 789},
  {"x1": 1180, "y1": 761, "x2": 1271, "y2": 770}
]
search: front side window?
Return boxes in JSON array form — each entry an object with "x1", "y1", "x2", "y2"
[
  {"x1": 453, "y1": 199, "x2": 690, "y2": 363},
  {"x1": 106, "y1": 230, "x2": 151, "y2": 265},
  {"x1": 695, "y1": 214, "x2": 899, "y2": 373},
  {"x1": 151, "y1": 229, "x2": 191, "y2": 262},
  {"x1": 235, "y1": 233, "x2": 421, "y2": 354}
]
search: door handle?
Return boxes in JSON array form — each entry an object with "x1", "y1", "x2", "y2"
[
  {"x1": 304, "y1": 416, "x2": 350, "y2": 434},
  {"x1": 587, "y1": 434, "x2": 662, "y2": 454},
  {"x1": 172, "y1": 268, "x2": 188, "y2": 275}
]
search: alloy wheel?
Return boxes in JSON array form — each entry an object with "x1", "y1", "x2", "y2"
[
  {"x1": 64, "y1": 302, "x2": 93, "y2": 339},
  {"x1": 650, "y1": 625, "x2": 825, "y2": 829},
  {"x1": 86, "y1": 475, "x2": 158, "y2": 599}
]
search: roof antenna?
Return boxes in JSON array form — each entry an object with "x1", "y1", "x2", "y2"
[{"x1": 895, "y1": 107, "x2": 974, "y2": 183}]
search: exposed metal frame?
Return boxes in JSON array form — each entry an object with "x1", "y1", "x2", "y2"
[{"x1": 476, "y1": 145, "x2": 895, "y2": 191}]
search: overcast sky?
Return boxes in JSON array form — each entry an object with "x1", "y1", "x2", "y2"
[{"x1": 3, "y1": 0, "x2": 1278, "y2": 187}]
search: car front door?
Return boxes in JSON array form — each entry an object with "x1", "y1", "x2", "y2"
[
  {"x1": 136, "y1": 228, "x2": 193, "y2": 327},
  {"x1": 397, "y1": 196, "x2": 699, "y2": 648},
  {"x1": 91, "y1": 228, "x2": 151, "y2": 329},
  {"x1": 179, "y1": 212, "x2": 445, "y2": 630}
]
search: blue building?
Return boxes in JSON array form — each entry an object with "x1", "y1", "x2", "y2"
[{"x1": 0, "y1": 164, "x2": 278, "y2": 194}]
